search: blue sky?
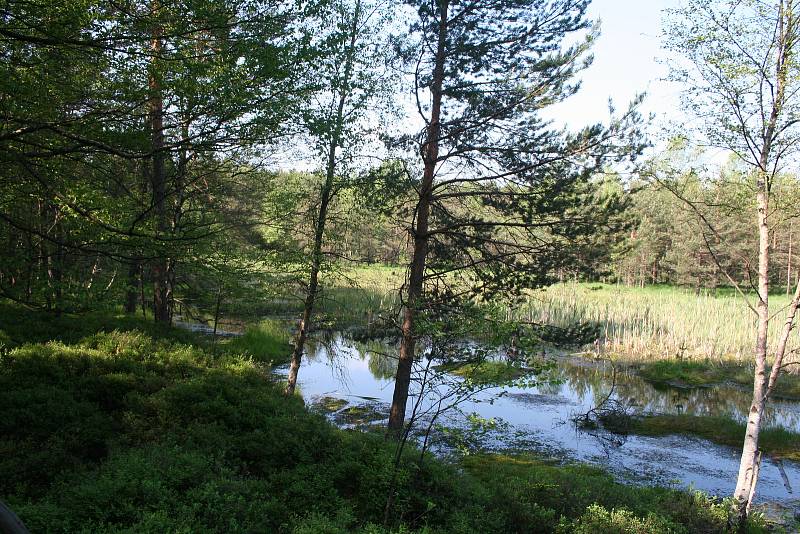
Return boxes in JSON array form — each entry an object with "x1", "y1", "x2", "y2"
[{"x1": 545, "y1": 0, "x2": 684, "y2": 132}]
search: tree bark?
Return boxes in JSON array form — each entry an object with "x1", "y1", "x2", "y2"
[
  {"x1": 149, "y1": 1, "x2": 170, "y2": 324},
  {"x1": 284, "y1": 190, "x2": 331, "y2": 395},
  {"x1": 787, "y1": 221, "x2": 792, "y2": 297},
  {"x1": 0, "y1": 499, "x2": 29, "y2": 534},
  {"x1": 124, "y1": 260, "x2": 139, "y2": 313},
  {"x1": 213, "y1": 285, "x2": 222, "y2": 339},
  {"x1": 387, "y1": 0, "x2": 448, "y2": 435},
  {"x1": 732, "y1": 183, "x2": 770, "y2": 526}
]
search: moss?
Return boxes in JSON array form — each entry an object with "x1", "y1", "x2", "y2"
[
  {"x1": 310, "y1": 396, "x2": 349, "y2": 414},
  {"x1": 637, "y1": 360, "x2": 730, "y2": 387},
  {"x1": 461, "y1": 454, "x2": 760, "y2": 534},
  {"x1": 332, "y1": 403, "x2": 388, "y2": 427},
  {"x1": 441, "y1": 360, "x2": 528, "y2": 382}
]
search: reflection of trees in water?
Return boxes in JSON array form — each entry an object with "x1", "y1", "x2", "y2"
[
  {"x1": 534, "y1": 379, "x2": 564, "y2": 397},
  {"x1": 309, "y1": 333, "x2": 800, "y2": 431},
  {"x1": 554, "y1": 362, "x2": 609, "y2": 405},
  {"x1": 556, "y1": 359, "x2": 800, "y2": 430},
  {"x1": 353, "y1": 339, "x2": 399, "y2": 380}
]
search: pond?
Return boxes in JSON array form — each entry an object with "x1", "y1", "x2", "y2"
[{"x1": 274, "y1": 333, "x2": 800, "y2": 513}]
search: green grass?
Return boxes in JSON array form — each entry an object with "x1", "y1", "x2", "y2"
[
  {"x1": 502, "y1": 282, "x2": 800, "y2": 364},
  {"x1": 0, "y1": 301, "x2": 770, "y2": 533},
  {"x1": 254, "y1": 265, "x2": 403, "y2": 328},
  {"x1": 637, "y1": 359, "x2": 800, "y2": 399},
  {"x1": 263, "y1": 269, "x2": 800, "y2": 365},
  {"x1": 440, "y1": 361, "x2": 529, "y2": 383},
  {"x1": 637, "y1": 360, "x2": 752, "y2": 387},
  {"x1": 603, "y1": 414, "x2": 800, "y2": 462},
  {"x1": 225, "y1": 319, "x2": 293, "y2": 364}
]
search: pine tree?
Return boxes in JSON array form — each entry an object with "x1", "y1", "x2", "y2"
[{"x1": 386, "y1": 0, "x2": 644, "y2": 434}]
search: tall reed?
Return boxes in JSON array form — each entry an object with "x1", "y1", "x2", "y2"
[
  {"x1": 509, "y1": 283, "x2": 796, "y2": 363},
  {"x1": 284, "y1": 267, "x2": 797, "y2": 363}
]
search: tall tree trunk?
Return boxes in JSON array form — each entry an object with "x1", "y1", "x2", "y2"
[
  {"x1": 387, "y1": 0, "x2": 448, "y2": 435},
  {"x1": 284, "y1": 191, "x2": 332, "y2": 395},
  {"x1": 47, "y1": 203, "x2": 64, "y2": 315},
  {"x1": 149, "y1": 2, "x2": 170, "y2": 324},
  {"x1": 787, "y1": 221, "x2": 793, "y2": 297},
  {"x1": 139, "y1": 264, "x2": 147, "y2": 318},
  {"x1": 213, "y1": 285, "x2": 222, "y2": 339},
  {"x1": 732, "y1": 183, "x2": 770, "y2": 525},
  {"x1": 284, "y1": 0, "x2": 362, "y2": 395},
  {"x1": 124, "y1": 261, "x2": 139, "y2": 313}
]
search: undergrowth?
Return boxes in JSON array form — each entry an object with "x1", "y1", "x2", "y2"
[{"x1": 0, "y1": 303, "x2": 771, "y2": 533}]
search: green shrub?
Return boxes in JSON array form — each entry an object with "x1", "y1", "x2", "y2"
[
  {"x1": 557, "y1": 504, "x2": 684, "y2": 534},
  {"x1": 0, "y1": 304, "x2": 767, "y2": 533}
]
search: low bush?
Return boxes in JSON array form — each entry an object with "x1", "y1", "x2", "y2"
[{"x1": 0, "y1": 304, "x2": 769, "y2": 533}]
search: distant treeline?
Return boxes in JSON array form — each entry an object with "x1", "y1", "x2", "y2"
[{"x1": 610, "y1": 154, "x2": 800, "y2": 292}]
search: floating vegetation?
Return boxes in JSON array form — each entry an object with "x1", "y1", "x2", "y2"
[
  {"x1": 331, "y1": 401, "x2": 389, "y2": 427},
  {"x1": 309, "y1": 396, "x2": 349, "y2": 414}
]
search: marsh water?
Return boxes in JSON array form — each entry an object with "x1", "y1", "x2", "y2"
[{"x1": 274, "y1": 333, "x2": 800, "y2": 513}]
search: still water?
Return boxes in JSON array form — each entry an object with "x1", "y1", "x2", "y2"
[{"x1": 275, "y1": 333, "x2": 800, "y2": 511}]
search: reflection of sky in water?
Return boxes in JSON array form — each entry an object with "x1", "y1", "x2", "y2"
[{"x1": 275, "y1": 334, "x2": 800, "y2": 508}]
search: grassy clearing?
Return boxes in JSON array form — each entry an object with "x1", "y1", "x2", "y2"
[
  {"x1": 504, "y1": 282, "x2": 800, "y2": 363},
  {"x1": 254, "y1": 265, "x2": 403, "y2": 327},
  {"x1": 602, "y1": 414, "x2": 800, "y2": 462},
  {"x1": 0, "y1": 302, "x2": 769, "y2": 533},
  {"x1": 317, "y1": 266, "x2": 402, "y2": 326},
  {"x1": 637, "y1": 359, "x2": 800, "y2": 399},
  {"x1": 515, "y1": 283, "x2": 797, "y2": 362}
]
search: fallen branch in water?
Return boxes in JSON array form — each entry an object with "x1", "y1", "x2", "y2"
[{"x1": 572, "y1": 359, "x2": 632, "y2": 432}]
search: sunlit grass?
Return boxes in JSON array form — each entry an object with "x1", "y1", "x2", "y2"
[
  {"x1": 506, "y1": 283, "x2": 799, "y2": 363},
  {"x1": 637, "y1": 359, "x2": 800, "y2": 399},
  {"x1": 224, "y1": 319, "x2": 292, "y2": 364},
  {"x1": 266, "y1": 267, "x2": 800, "y2": 365}
]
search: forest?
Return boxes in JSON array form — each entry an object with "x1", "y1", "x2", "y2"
[{"x1": 1, "y1": 0, "x2": 800, "y2": 532}]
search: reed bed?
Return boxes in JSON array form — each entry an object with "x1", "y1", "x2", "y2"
[
  {"x1": 276, "y1": 266, "x2": 798, "y2": 363},
  {"x1": 510, "y1": 283, "x2": 798, "y2": 363}
]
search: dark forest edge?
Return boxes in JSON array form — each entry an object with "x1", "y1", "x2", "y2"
[{"x1": 0, "y1": 303, "x2": 778, "y2": 533}]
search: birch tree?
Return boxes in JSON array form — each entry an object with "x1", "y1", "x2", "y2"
[
  {"x1": 283, "y1": 0, "x2": 397, "y2": 394},
  {"x1": 664, "y1": 0, "x2": 800, "y2": 525}
]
